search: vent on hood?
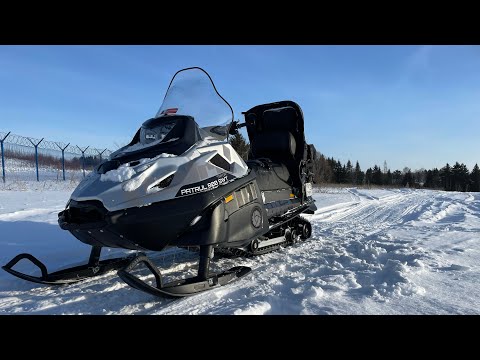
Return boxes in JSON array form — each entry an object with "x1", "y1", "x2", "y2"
[
  {"x1": 209, "y1": 154, "x2": 231, "y2": 172},
  {"x1": 152, "y1": 173, "x2": 175, "y2": 190}
]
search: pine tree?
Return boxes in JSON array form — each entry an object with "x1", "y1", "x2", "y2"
[
  {"x1": 402, "y1": 170, "x2": 414, "y2": 187},
  {"x1": 313, "y1": 153, "x2": 334, "y2": 184},
  {"x1": 229, "y1": 132, "x2": 250, "y2": 161},
  {"x1": 424, "y1": 170, "x2": 434, "y2": 188},
  {"x1": 333, "y1": 159, "x2": 343, "y2": 183},
  {"x1": 392, "y1": 170, "x2": 402, "y2": 185},
  {"x1": 451, "y1": 162, "x2": 470, "y2": 192},
  {"x1": 346, "y1": 160, "x2": 353, "y2": 185},
  {"x1": 440, "y1": 163, "x2": 452, "y2": 191},
  {"x1": 354, "y1": 161, "x2": 364, "y2": 185},
  {"x1": 381, "y1": 162, "x2": 390, "y2": 184},
  {"x1": 365, "y1": 168, "x2": 373, "y2": 187},
  {"x1": 372, "y1": 165, "x2": 383, "y2": 185},
  {"x1": 432, "y1": 168, "x2": 441, "y2": 188},
  {"x1": 471, "y1": 164, "x2": 480, "y2": 192},
  {"x1": 460, "y1": 163, "x2": 470, "y2": 191},
  {"x1": 385, "y1": 169, "x2": 393, "y2": 186},
  {"x1": 425, "y1": 168, "x2": 441, "y2": 189}
]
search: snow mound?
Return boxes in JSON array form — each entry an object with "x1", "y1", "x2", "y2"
[{"x1": 100, "y1": 165, "x2": 136, "y2": 183}]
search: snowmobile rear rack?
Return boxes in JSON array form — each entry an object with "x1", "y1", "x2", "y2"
[
  {"x1": 2, "y1": 246, "x2": 131, "y2": 285},
  {"x1": 118, "y1": 245, "x2": 251, "y2": 297}
]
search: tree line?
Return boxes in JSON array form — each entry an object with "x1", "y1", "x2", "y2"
[
  {"x1": 229, "y1": 132, "x2": 480, "y2": 192},
  {"x1": 312, "y1": 155, "x2": 480, "y2": 192}
]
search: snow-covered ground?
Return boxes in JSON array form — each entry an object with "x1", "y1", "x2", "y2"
[{"x1": 0, "y1": 185, "x2": 479, "y2": 314}]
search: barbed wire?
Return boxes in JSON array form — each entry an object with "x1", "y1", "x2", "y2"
[{"x1": 0, "y1": 131, "x2": 112, "y2": 158}]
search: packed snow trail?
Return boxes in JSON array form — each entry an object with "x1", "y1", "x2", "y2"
[{"x1": 0, "y1": 186, "x2": 479, "y2": 314}]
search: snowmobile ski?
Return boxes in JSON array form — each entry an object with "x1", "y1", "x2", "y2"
[
  {"x1": 2, "y1": 246, "x2": 131, "y2": 285},
  {"x1": 117, "y1": 246, "x2": 251, "y2": 297}
]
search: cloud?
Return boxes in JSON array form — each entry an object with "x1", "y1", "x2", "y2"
[
  {"x1": 393, "y1": 45, "x2": 436, "y2": 89},
  {"x1": 406, "y1": 45, "x2": 434, "y2": 72}
]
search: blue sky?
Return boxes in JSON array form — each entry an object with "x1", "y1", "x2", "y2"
[{"x1": 0, "y1": 45, "x2": 479, "y2": 171}]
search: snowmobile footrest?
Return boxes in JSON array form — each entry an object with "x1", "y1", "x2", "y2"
[
  {"x1": 118, "y1": 253, "x2": 251, "y2": 298},
  {"x1": 2, "y1": 250, "x2": 131, "y2": 285}
]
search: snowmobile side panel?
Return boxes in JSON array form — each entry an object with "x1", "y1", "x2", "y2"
[{"x1": 59, "y1": 170, "x2": 266, "y2": 251}]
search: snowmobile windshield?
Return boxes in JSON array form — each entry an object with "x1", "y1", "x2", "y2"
[{"x1": 155, "y1": 67, "x2": 234, "y2": 141}]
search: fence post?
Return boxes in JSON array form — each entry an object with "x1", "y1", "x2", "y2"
[
  {"x1": 27, "y1": 137, "x2": 44, "y2": 182},
  {"x1": 1, "y1": 132, "x2": 11, "y2": 183},
  {"x1": 77, "y1": 146, "x2": 89, "y2": 178},
  {"x1": 96, "y1": 148, "x2": 107, "y2": 164},
  {"x1": 55, "y1": 142, "x2": 70, "y2": 181}
]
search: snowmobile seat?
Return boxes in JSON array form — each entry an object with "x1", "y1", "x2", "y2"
[
  {"x1": 254, "y1": 131, "x2": 297, "y2": 160},
  {"x1": 244, "y1": 101, "x2": 308, "y2": 196},
  {"x1": 247, "y1": 158, "x2": 291, "y2": 192}
]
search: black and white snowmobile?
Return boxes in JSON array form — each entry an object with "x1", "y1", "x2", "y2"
[{"x1": 3, "y1": 67, "x2": 317, "y2": 297}]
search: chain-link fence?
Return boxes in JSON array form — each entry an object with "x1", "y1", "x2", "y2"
[{"x1": 0, "y1": 131, "x2": 112, "y2": 183}]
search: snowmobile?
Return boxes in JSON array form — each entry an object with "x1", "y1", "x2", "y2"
[{"x1": 3, "y1": 67, "x2": 317, "y2": 297}]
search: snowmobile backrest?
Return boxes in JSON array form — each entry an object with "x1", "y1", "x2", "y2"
[
  {"x1": 254, "y1": 131, "x2": 297, "y2": 159},
  {"x1": 244, "y1": 100, "x2": 306, "y2": 163},
  {"x1": 263, "y1": 106, "x2": 299, "y2": 133}
]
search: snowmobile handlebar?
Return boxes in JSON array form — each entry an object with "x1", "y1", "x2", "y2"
[{"x1": 229, "y1": 120, "x2": 246, "y2": 135}]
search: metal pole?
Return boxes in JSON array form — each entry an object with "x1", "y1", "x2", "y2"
[
  {"x1": 1, "y1": 141, "x2": 4, "y2": 183},
  {"x1": 62, "y1": 149, "x2": 66, "y2": 180},
  {"x1": 1, "y1": 132, "x2": 10, "y2": 183},
  {"x1": 96, "y1": 148, "x2": 107, "y2": 162},
  {"x1": 77, "y1": 146, "x2": 89, "y2": 178},
  {"x1": 28, "y1": 138, "x2": 44, "y2": 182},
  {"x1": 56, "y1": 143, "x2": 70, "y2": 181},
  {"x1": 95, "y1": 148, "x2": 107, "y2": 169},
  {"x1": 35, "y1": 146, "x2": 39, "y2": 181}
]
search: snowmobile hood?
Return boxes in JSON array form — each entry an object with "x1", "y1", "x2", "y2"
[{"x1": 70, "y1": 139, "x2": 248, "y2": 212}]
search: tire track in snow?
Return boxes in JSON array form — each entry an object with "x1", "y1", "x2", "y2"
[{"x1": 304, "y1": 189, "x2": 434, "y2": 308}]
